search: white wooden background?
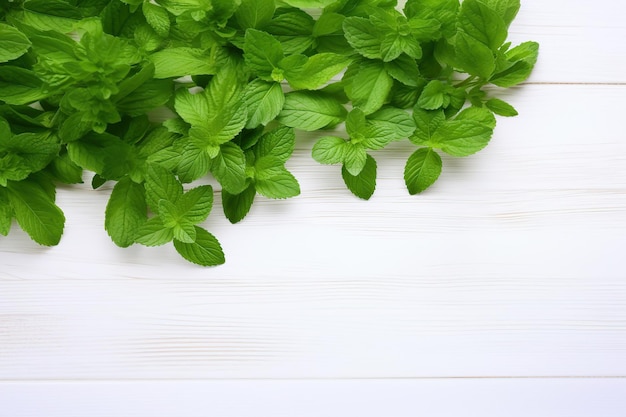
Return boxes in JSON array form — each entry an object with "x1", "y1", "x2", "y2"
[{"x1": 2, "y1": 0, "x2": 626, "y2": 415}]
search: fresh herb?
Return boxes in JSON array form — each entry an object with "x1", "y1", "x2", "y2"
[{"x1": 0, "y1": 0, "x2": 538, "y2": 266}]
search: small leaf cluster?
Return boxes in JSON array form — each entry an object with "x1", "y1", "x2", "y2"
[{"x1": 0, "y1": 0, "x2": 538, "y2": 266}]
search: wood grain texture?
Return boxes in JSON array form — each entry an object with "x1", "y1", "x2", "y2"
[
  {"x1": 1, "y1": 83, "x2": 625, "y2": 379},
  {"x1": 2, "y1": 379, "x2": 626, "y2": 417}
]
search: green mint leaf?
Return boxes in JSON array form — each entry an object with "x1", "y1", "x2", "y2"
[
  {"x1": 455, "y1": 106, "x2": 497, "y2": 129},
  {"x1": 0, "y1": 188, "x2": 12, "y2": 236},
  {"x1": 0, "y1": 24, "x2": 31, "y2": 63},
  {"x1": 264, "y1": 9, "x2": 315, "y2": 55},
  {"x1": 171, "y1": 221, "x2": 196, "y2": 244},
  {"x1": 142, "y1": 2, "x2": 171, "y2": 37},
  {"x1": 312, "y1": 136, "x2": 347, "y2": 165},
  {"x1": 255, "y1": 165, "x2": 300, "y2": 199},
  {"x1": 235, "y1": 0, "x2": 275, "y2": 29},
  {"x1": 343, "y1": 16, "x2": 383, "y2": 60},
  {"x1": 404, "y1": 147, "x2": 442, "y2": 194},
  {"x1": 367, "y1": 107, "x2": 416, "y2": 141},
  {"x1": 417, "y1": 80, "x2": 449, "y2": 110},
  {"x1": 407, "y1": 17, "x2": 441, "y2": 42},
  {"x1": 175, "y1": 88, "x2": 208, "y2": 127},
  {"x1": 345, "y1": 108, "x2": 368, "y2": 138},
  {"x1": 455, "y1": 31, "x2": 496, "y2": 79},
  {"x1": 0, "y1": 132, "x2": 60, "y2": 185},
  {"x1": 343, "y1": 144, "x2": 368, "y2": 176},
  {"x1": 342, "y1": 154, "x2": 376, "y2": 200},
  {"x1": 279, "y1": 91, "x2": 347, "y2": 131},
  {"x1": 105, "y1": 176, "x2": 147, "y2": 248},
  {"x1": 116, "y1": 80, "x2": 173, "y2": 117},
  {"x1": 384, "y1": 54, "x2": 421, "y2": 87},
  {"x1": 430, "y1": 120, "x2": 493, "y2": 157},
  {"x1": 222, "y1": 184, "x2": 256, "y2": 224},
  {"x1": 173, "y1": 226, "x2": 225, "y2": 267},
  {"x1": 0, "y1": 117, "x2": 10, "y2": 141},
  {"x1": 458, "y1": 0, "x2": 507, "y2": 51},
  {"x1": 490, "y1": 41, "x2": 539, "y2": 87},
  {"x1": 244, "y1": 29, "x2": 284, "y2": 81},
  {"x1": 480, "y1": 0, "x2": 521, "y2": 28},
  {"x1": 174, "y1": 142, "x2": 211, "y2": 184},
  {"x1": 6, "y1": 179, "x2": 65, "y2": 246},
  {"x1": 485, "y1": 98, "x2": 518, "y2": 116},
  {"x1": 144, "y1": 163, "x2": 183, "y2": 212},
  {"x1": 0, "y1": 66, "x2": 45, "y2": 105},
  {"x1": 346, "y1": 60, "x2": 393, "y2": 115},
  {"x1": 404, "y1": 0, "x2": 459, "y2": 38},
  {"x1": 177, "y1": 185, "x2": 214, "y2": 224},
  {"x1": 255, "y1": 126, "x2": 296, "y2": 163},
  {"x1": 135, "y1": 217, "x2": 174, "y2": 247},
  {"x1": 172, "y1": 221, "x2": 197, "y2": 244},
  {"x1": 210, "y1": 142, "x2": 247, "y2": 194},
  {"x1": 410, "y1": 108, "x2": 445, "y2": 145},
  {"x1": 283, "y1": 53, "x2": 352, "y2": 90},
  {"x1": 243, "y1": 80, "x2": 285, "y2": 129},
  {"x1": 150, "y1": 48, "x2": 217, "y2": 79},
  {"x1": 179, "y1": 70, "x2": 247, "y2": 148}
]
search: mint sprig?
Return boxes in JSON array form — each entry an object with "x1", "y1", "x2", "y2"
[{"x1": 0, "y1": 0, "x2": 538, "y2": 266}]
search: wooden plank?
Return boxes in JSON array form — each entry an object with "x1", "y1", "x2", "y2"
[
  {"x1": 1, "y1": 379, "x2": 625, "y2": 417},
  {"x1": 1, "y1": 85, "x2": 625, "y2": 379}
]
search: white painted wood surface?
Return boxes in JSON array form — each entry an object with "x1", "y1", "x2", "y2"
[{"x1": 2, "y1": 0, "x2": 626, "y2": 415}]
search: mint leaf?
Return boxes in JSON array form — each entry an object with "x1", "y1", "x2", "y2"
[
  {"x1": 279, "y1": 91, "x2": 347, "y2": 131},
  {"x1": 346, "y1": 60, "x2": 393, "y2": 115},
  {"x1": 175, "y1": 89, "x2": 209, "y2": 127},
  {"x1": 342, "y1": 154, "x2": 376, "y2": 200},
  {"x1": 343, "y1": 17, "x2": 383, "y2": 60},
  {"x1": 151, "y1": 48, "x2": 217, "y2": 79},
  {"x1": 0, "y1": 24, "x2": 31, "y2": 63},
  {"x1": 222, "y1": 184, "x2": 256, "y2": 224},
  {"x1": 235, "y1": 0, "x2": 275, "y2": 29},
  {"x1": 490, "y1": 41, "x2": 539, "y2": 87},
  {"x1": 177, "y1": 185, "x2": 214, "y2": 224},
  {"x1": 142, "y1": 2, "x2": 170, "y2": 37},
  {"x1": 0, "y1": 66, "x2": 45, "y2": 105},
  {"x1": 481, "y1": 0, "x2": 521, "y2": 28},
  {"x1": 255, "y1": 168, "x2": 300, "y2": 199},
  {"x1": 417, "y1": 80, "x2": 448, "y2": 110},
  {"x1": 486, "y1": 98, "x2": 518, "y2": 116},
  {"x1": 135, "y1": 217, "x2": 174, "y2": 247},
  {"x1": 0, "y1": 188, "x2": 13, "y2": 236},
  {"x1": 455, "y1": 31, "x2": 496, "y2": 79},
  {"x1": 430, "y1": 120, "x2": 493, "y2": 157},
  {"x1": 244, "y1": 29, "x2": 284, "y2": 81},
  {"x1": 210, "y1": 142, "x2": 247, "y2": 194},
  {"x1": 458, "y1": 0, "x2": 507, "y2": 51},
  {"x1": 173, "y1": 226, "x2": 225, "y2": 266},
  {"x1": 255, "y1": 126, "x2": 295, "y2": 163},
  {"x1": 283, "y1": 53, "x2": 351, "y2": 90},
  {"x1": 6, "y1": 179, "x2": 65, "y2": 246},
  {"x1": 144, "y1": 163, "x2": 183, "y2": 212},
  {"x1": 105, "y1": 177, "x2": 147, "y2": 248},
  {"x1": 410, "y1": 108, "x2": 445, "y2": 145},
  {"x1": 312, "y1": 136, "x2": 347, "y2": 165},
  {"x1": 404, "y1": 147, "x2": 442, "y2": 194},
  {"x1": 343, "y1": 144, "x2": 368, "y2": 176},
  {"x1": 244, "y1": 80, "x2": 285, "y2": 129}
]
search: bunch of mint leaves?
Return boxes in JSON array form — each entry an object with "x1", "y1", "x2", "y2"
[{"x1": 0, "y1": 0, "x2": 538, "y2": 266}]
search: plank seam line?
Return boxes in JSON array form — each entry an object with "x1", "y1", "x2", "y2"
[{"x1": 1, "y1": 376, "x2": 625, "y2": 382}]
